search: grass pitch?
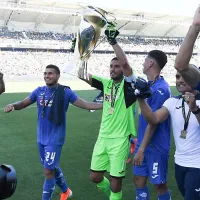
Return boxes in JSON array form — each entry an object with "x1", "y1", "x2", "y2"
[{"x1": 0, "y1": 87, "x2": 182, "y2": 200}]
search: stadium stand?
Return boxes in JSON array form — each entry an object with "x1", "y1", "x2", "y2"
[{"x1": 0, "y1": 0, "x2": 199, "y2": 91}]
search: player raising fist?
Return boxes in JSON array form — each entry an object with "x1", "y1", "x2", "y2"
[{"x1": 175, "y1": 5, "x2": 200, "y2": 91}]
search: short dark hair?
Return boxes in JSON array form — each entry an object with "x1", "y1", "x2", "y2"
[
  {"x1": 148, "y1": 50, "x2": 167, "y2": 69},
  {"x1": 111, "y1": 57, "x2": 118, "y2": 62},
  {"x1": 46, "y1": 64, "x2": 60, "y2": 74}
]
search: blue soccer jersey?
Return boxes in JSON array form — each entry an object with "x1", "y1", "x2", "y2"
[
  {"x1": 29, "y1": 86, "x2": 78, "y2": 145},
  {"x1": 137, "y1": 77, "x2": 171, "y2": 155}
]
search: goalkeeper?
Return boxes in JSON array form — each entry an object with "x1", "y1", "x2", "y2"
[{"x1": 78, "y1": 22, "x2": 151, "y2": 200}]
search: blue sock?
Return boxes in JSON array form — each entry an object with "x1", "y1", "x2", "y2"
[
  {"x1": 158, "y1": 190, "x2": 171, "y2": 200},
  {"x1": 42, "y1": 178, "x2": 55, "y2": 200},
  {"x1": 136, "y1": 186, "x2": 150, "y2": 200},
  {"x1": 55, "y1": 167, "x2": 68, "y2": 193}
]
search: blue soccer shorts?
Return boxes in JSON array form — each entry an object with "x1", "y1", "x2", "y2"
[
  {"x1": 133, "y1": 149, "x2": 169, "y2": 185},
  {"x1": 38, "y1": 143, "x2": 62, "y2": 170}
]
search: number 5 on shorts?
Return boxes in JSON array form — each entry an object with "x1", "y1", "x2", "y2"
[{"x1": 152, "y1": 162, "x2": 158, "y2": 174}]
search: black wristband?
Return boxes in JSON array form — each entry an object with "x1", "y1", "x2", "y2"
[{"x1": 192, "y1": 106, "x2": 200, "y2": 114}]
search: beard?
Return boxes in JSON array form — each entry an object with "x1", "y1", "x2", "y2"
[
  {"x1": 111, "y1": 74, "x2": 123, "y2": 81},
  {"x1": 45, "y1": 80, "x2": 57, "y2": 87},
  {"x1": 110, "y1": 72, "x2": 123, "y2": 80}
]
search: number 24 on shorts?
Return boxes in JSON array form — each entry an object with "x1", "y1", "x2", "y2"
[{"x1": 45, "y1": 152, "x2": 56, "y2": 164}]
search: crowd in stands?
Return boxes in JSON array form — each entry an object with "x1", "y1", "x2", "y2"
[
  {"x1": 0, "y1": 29, "x2": 199, "y2": 82},
  {"x1": 87, "y1": 53, "x2": 199, "y2": 78},
  {"x1": 0, "y1": 29, "x2": 73, "y2": 40},
  {"x1": 0, "y1": 50, "x2": 198, "y2": 82},
  {"x1": 0, "y1": 29, "x2": 73, "y2": 48},
  {"x1": 0, "y1": 29, "x2": 196, "y2": 53},
  {"x1": 0, "y1": 51, "x2": 72, "y2": 76},
  {"x1": 97, "y1": 37, "x2": 185, "y2": 53}
]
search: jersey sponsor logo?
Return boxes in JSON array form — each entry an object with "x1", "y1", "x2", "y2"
[
  {"x1": 48, "y1": 100, "x2": 53, "y2": 107},
  {"x1": 105, "y1": 94, "x2": 111, "y2": 102},
  {"x1": 39, "y1": 99, "x2": 53, "y2": 107},
  {"x1": 39, "y1": 99, "x2": 44, "y2": 106}
]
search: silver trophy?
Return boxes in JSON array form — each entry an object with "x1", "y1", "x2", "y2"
[
  {"x1": 78, "y1": 6, "x2": 107, "y2": 60},
  {"x1": 70, "y1": 6, "x2": 108, "y2": 78}
]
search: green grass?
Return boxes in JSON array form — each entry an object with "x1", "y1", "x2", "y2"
[{"x1": 0, "y1": 87, "x2": 182, "y2": 200}]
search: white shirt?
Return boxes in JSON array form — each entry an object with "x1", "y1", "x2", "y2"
[{"x1": 163, "y1": 97, "x2": 200, "y2": 168}]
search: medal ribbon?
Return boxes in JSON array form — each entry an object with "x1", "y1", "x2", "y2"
[
  {"x1": 182, "y1": 98, "x2": 191, "y2": 131},
  {"x1": 110, "y1": 82, "x2": 121, "y2": 108}
]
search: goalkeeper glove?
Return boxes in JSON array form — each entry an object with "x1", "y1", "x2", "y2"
[
  {"x1": 104, "y1": 22, "x2": 119, "y2": 45},
  {"x1": 134, "y1": 77, "x2": 152, "y2": 99},
  {"x1": 128, "y1": 77, "x2": 152, "y2": 99}
]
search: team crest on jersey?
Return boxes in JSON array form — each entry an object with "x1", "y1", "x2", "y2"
[{"x1": 105, "y1": 94, "x2": 111, "y2": 102}]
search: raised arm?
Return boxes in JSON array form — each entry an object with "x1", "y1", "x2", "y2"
[
  {"x1": 112, "y1": 43, "x2": 132, "y2": 77},
  {"x1": 72, "y1": 98, "x2": 103, "y2": 110},
  {"x1": 4, "y1": 97, "x2": 33, "y2": 113},
  {"x1": 105, "y1": 22, "x2": 132, "y2": 77},
  {"x1": 174, "y1": 6, "x2": 200, "y2": 88}
]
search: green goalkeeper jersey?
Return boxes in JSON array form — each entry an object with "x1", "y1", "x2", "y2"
[{"x1": 92, "y1": 75, "x2": 136, "y2": 138}]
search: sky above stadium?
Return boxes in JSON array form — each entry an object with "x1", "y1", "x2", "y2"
[{"x1": 61, "y1": 0, "x2": 199, "y2": 16}]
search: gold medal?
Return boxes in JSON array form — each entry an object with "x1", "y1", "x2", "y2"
[
  {"x1": 180, "y1": 130, "x2": 187, "y2": 139},
  {"x1": 109, "y1": 107, "x2": 114, "y2": 114}
]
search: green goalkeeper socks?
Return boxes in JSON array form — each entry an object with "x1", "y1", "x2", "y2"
[
  {"x1": 97, "y1": 177, "x2": 110, "y2": 196},
  {"x1": 110, "y1": 191, "x2": 122, "y2": 200},
  {"x1": 97, "y1": 177, "x2": 122, "y2": 199}
]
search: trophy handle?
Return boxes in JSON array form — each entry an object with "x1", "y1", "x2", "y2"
[{"x1": 88, "y1": 6, "x2": 108, "y2": 23}]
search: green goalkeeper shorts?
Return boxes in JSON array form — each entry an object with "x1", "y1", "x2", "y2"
[{"x1": 90, "y1": 136, "x2": 130, "y2": 177}]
